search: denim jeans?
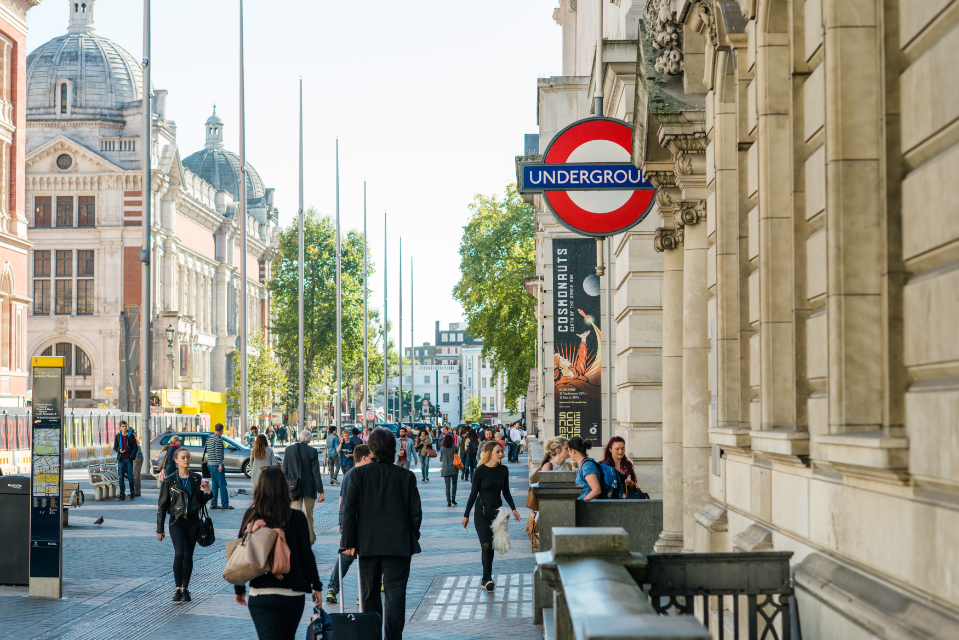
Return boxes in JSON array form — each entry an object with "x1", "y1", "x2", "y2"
[
  {"x1": 208, "y1": 463, "x2": 229, "y2": 507},
  {"x1": 420, "y1": 456, "x2": 430, "y2": 478},
  {"x1": 327, "y1": 550, "x2": 356, "y2": 594},
  {"x1": 117, "y1": 458, "x2": 135, "y2": 497},
  {"x1": 465, "y1": 456, "x2": 477, "y2": 481}
]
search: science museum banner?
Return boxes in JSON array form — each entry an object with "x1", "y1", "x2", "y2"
[{"x1": 552, "y1": 238, "x2": 602, "y2": 447}]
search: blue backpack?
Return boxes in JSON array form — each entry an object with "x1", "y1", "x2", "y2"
[{"x1": 583, "y1": 458, "x2": 619, "y2": 498}]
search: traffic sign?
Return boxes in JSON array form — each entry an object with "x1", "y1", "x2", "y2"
[
  {"x1": 518, "y1": 117, "x2": 655, "y2": 236},
  {"x1": 366, "y1": 411, "x2": 374, "y2": 422}
]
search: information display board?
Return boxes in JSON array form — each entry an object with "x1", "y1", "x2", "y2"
[
  {"x1": 552, "y1": 238, "x2": 603, "y2": 446},
  {"x1": 29, "y1": 356, "x2": 64, "y2": 598}
]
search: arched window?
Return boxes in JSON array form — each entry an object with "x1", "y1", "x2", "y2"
[
  {"x1": 60, "y1": 84, "x2": 67, "y2": 115},
  {"x1": 81, "y1": 3, "x2": 87, "y2": 12},
  {"x1": 74, "y1": 3, "x2": 78, "y2": 12},
  {"x1": 40, "y1": 343, "x2": 91, "y2": 376}
]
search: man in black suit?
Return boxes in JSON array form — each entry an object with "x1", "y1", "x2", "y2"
[
  {"x1": 282, "y1": 429, "x2": 324, "y2": 544},
  {"x1": 342, "y1": 427, "x2": 422, "y2": 640}
]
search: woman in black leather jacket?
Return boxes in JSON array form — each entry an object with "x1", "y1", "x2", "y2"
[{"x1": 157, "y1": 447, "x2": 212, "y2": 602}]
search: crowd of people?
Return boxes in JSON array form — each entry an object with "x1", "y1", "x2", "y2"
[{"x1": 152, "y1": 419, "x2": 653, "y2": 640}]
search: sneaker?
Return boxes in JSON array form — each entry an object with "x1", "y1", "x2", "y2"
[
  {"x1": 173, "y1": 589, "x2": 183, "y2": 602},
  {"x1": 210, "y1": 505, "x2": 221, "y2": 509},
  {"x1": 326, "y1": 590, "x2": 337, "y2": 604},
  {"x1": 223, "y1": 505, "x2": 234, "y2": 510},
  {"x1": 485, "y1": 581, "x2": 495, "y2": 592},
  {"x1": 117, "y1": 495, "x2": 126, "y2": 501},
  {"x1": 182, "y1": 589, "x2": 192, "y2": 602},
  {"x1": 129, "y1": 495, "x2": 135, "y2": 501},
  {"x1": 381, "y1": 582, "x2": 385, "y2": 592}
]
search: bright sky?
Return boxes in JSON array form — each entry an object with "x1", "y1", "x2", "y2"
[{"x1": 26, "y1": 0, "x2": 561, "y2": 350}]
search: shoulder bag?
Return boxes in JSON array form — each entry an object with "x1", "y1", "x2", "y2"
[
  {"x1": 425, "y1": 442, "x2": 437, "y2": 459},
  {"x1": 198, "y1": 505, "x2": 216, "y2": 547},
  {"x1": 223, "y1": 526, "x2": 279, "y2": 585},
  {"x1": 289, "y1": 444, "x2": 304, "y2": 500},
  {"x1": 525, "y1": 487, "x2": 539, "y2": 511},
  {"x1": 453, "y1": 452, "x2": 464, "y2": 471}
]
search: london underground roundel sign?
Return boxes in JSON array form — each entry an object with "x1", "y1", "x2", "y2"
[{"x1": 518, "y1": 117, "x2": 655, "y2": 237}]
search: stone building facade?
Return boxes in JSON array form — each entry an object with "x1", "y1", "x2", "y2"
[
  {"x1": 24, "y1": 0, "x2": 277, "y2": 411},
  {"x1": 527, "y1": 0, "x2": 959, "y2": 636}
]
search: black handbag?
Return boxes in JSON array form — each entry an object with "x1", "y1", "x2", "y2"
[
  {"x1": 477, "y1": 496, "x2": 498, "y2": 521},
  {"x1": 201, "y1": 462, "x2": 211, "y2": 478},
  {"x1": 198, "y1": 505, "x2": 215, "y2": 547}
]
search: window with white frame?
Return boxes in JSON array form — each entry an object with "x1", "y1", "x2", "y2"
[{"x1": 33, "y1": 195, "x2": 96, "y2": 228}]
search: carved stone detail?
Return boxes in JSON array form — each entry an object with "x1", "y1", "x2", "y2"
[
  {"x1": 645, "y1": 0, "x2": 684, "y2": 75},
  {"x1": 654, "y1": 227, "x2": 683, "y2": 252},
  {"x1": 646, "y1": 171, "x2": 676, "y2": 188},
  {"x1": 663, "y1": 133, "x2": 709, "y2": 155},
  {"x1": 674, "y1": 200, "x2": 706, "y2": 227},
  {"x1": 656, "y1": 189, "x2": 674, "y2": 209},
  {"x1": 54, "y1": 316, "x2": 68, "y2": 335},
  {"x1": 675, "y1": 153, "x2": 694, "y2": 176}
]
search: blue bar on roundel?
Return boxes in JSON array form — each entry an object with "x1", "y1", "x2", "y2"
[{"x1": 523, "y1": 163, "x2": 650, "y2": 191}]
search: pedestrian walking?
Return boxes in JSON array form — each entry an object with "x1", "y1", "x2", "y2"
[
  {"x1": 163, "y1": 436, "x2": 181, "y2": 478},
  {"x1": 111, "y1": 420, "x2": 139, "y2": 501},
  {"x1": 326, "y1": 444, "x2": 371, "y2": 604},
  {"x1": 267, "y1": 426, "x2": 276, "y2": 448},
  {"x1": 396, "y1": 426, "x2": 418, "y2": 470},
  {"x1": 234, "y1": 467, "x2": 324, "y2": 640},
  {"x1": 339, "y1": 428, "x2": 362, "y2": 476},
  {"x1": 277, "y1": 425, "x2": 288, "y2": 446},
  {"x1": 416, "y1": 429, "x2": 434, "y2": 481},
  {"x1": 361, "y1": 426, "x2": 371, "y2": 443},
  {"x1": 568, "y1": 437, "x2": 603, "y2": 501},
  {"x1": 440, "y1": 434, "x2": 458, "y2": 507},
  {"x1": 458, "y1": 426, "x2": 469, "y2": 480},
  {"x1": 342, "y1": 428, "x2": 423, "y2": 640},
  {"x1": 508, "y1": 423, "x2": 524, "y2": 463},
  {"x1": 244, "y1": 426, "x2": 259, "y2": 448},
  {"x1": 325, "y1": 426, "x2": 341, "y2": 485},
  {"x1": 282, "y1": 429, "x2": 325, "y2": 545},
  {"x1": 462, "y1": 441, "x2": 519, "y2": 591},
  {"x1": 205, "y1": 423, "x2": 232, "y2": 510},
  {"x1": 250, "y1": 434, "x2": 277, "y2": 489},
  {"x1": 156, "y1": 447, "x2": 213, "y2": 602},
  {"x1": 464, "y1": 430, "x2": 479, "y2": 482}
]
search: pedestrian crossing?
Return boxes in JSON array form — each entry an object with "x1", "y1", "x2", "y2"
[{"x1": 413, "y1": 573, "x2": 535, "y2": 621}]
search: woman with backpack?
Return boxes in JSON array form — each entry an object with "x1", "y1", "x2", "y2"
[
  {"x1": 233, "y1": 467, "x2": 324, "y2": 640},
  {"x1": 567, "y1": 436, "x2": 603, "y2": 501},
  {"x1": 461, "y1": 441, "x2": 520, "y2": 592},
  {"x1": 156, "y1": 447, "x2": 213, "y2": 602},
  {"x1": 250, "y1": 434, "x2": 277, "y2": 489}
]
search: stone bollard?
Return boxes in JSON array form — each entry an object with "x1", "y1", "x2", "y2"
[
  {"x1": 94, "y1": 485, "x2": 104, "y2": 501},
  {"x1": 531, "y1": 470, "x2": 581, "y2": 624}
]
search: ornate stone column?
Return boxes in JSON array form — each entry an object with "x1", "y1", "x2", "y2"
[
  {"x1": 653, "y1": 221, "x2": 684, "y2": 553},
  {"x1": 677, "y1": 200, "x2": 710, "y2": 551}
]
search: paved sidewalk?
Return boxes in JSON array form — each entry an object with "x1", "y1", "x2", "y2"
[{"x1": 0, "y1": 452, "x2": 540, "y2": 640}]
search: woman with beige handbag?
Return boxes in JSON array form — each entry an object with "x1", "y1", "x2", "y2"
[{"x1": 228, "y1": 467, "x2": 323, "y2": 640}]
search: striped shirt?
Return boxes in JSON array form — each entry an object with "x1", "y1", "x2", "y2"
[{"x1": 204, "y1": 434, "x2": 224, "y2": 465}]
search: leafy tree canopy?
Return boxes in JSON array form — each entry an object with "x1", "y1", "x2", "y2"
[{"x1": 454, "y1": 184, "x2": 536, "y2": 411}]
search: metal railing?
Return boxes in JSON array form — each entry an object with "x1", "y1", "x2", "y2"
[{"x1": 642, "y1": 552, "x2": 799, "y2": 640}]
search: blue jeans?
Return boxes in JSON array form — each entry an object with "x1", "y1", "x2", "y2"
[
  {"x1": 327, "y1": 551, "x2": 356, "y2": 594},
  {"x1": 117, "y1": 458, "x2": 135, "y2": 497},
  {"x1": 209, "y1": 463, "x2": 229, "y2": 507},
  {"x1": 420, "y1": 456, "x2": 429, "y2": 478},
  {"x1": 464, "y1": 456, "x2": 477, "y2": 481}
]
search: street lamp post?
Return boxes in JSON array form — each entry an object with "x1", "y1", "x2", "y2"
[{"x1": 165, "y1": 324, "x2": 175, "y2": 391}]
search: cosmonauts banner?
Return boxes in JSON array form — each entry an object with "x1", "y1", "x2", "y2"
[{"x1": 552, "y1": 238, "x2": 602, "y2": 447}]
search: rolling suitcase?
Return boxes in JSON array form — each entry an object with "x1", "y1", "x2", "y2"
[{"x1": 328, "y1": 551, "x2": 381, "y2": 640}]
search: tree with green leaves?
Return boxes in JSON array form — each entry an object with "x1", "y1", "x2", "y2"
[
  {"x1": 464, "y1": 394, "x2": 482, "y2": 423},
  {"x1": 454, "y1": 184, "x2": 536, "y2": 411},
  {"x1": 227, "y1": 330, "x2": 288, "y2": 427},
  {"x1": 269, "y1": 209, "x2": 396, "y2": 419}
]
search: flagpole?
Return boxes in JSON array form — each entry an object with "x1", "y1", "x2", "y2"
[
  {"x1": 139, "y1": 0, "x2": 153, "y2": 477},
  {"x1": 363, "y1": 182, "x2": 368, "y2": 429},
  {"x1": 297, "y1": 78, "x2": 305, "y2": 431},
  {"x1": 410, "y1": 256, "x2": 414, "y2": 420},
  {"x1": 336, "y1": 140, "x2": 342, "y2": 437},
  {"x1": 238, "y1": 0, "x2": 249, "y2": 437},
  {"x1": 398, "y1": 238, "x2": 403, "y2": 424},
  {"x1": 383, "y1": 212, "x2": 388, "y2": 420}
]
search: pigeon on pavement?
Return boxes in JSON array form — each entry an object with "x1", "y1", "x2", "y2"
[{"x1": 94, "y1": 516, "x2": 104, "y2": 527}]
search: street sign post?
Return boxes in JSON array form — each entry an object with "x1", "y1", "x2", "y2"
[
  {"x1": 517, "y1": 117, "x2": 655, "y2": 236},
  {"x1": 29, "y1": 356, "x2": 65, "y2": 599},
  {"x1": 366, "y1": 411, "x2": 374, "y2": 422}
]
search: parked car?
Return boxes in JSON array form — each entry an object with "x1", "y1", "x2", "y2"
[
  {"x1": 150, "y1": 432, "x2": 272, "y2": 478},
  {"x1": 374, "y1": 422, "x2": 399, "y2": 435}
]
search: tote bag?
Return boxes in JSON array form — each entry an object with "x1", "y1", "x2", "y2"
[{"x1": 223, "y1": 527, "x2": 278, "y2": 585}]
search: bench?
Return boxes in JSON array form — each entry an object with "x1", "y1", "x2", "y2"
[
  {"x1": 88, "y1": 463, "x2": 119, "y2": 501},
  {"x1": 62, "y1": 481, "x2": 84, "y2": 526}
]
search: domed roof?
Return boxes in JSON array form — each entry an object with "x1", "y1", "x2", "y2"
[
  {"x1": 182, "y1": 108, "x2": 265, "y2": 202},
  {"x1": 26, "y1": 1, "x2": 143, "y2": 112}
]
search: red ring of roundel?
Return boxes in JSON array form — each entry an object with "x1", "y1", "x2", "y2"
[{"x1": 542, "y1": 118, "x2": 654, "y2": 237}]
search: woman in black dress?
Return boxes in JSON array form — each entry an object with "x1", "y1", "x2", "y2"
[{"x1": 462, "y1": 441, "x2": 520, "y2": 591}]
